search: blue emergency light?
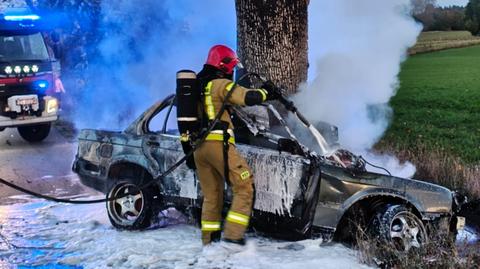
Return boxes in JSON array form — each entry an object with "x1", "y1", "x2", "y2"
[
  {"x1": 4, "y1": 14, "x2": 41, "y2": 21},
  {"x1": 37, "y1": 81, "x2": 48, "y2": 88},
  {"x1": 34, "y1": 80, "x2": 49, "y2": 93},
  {"x1": 0, "y1": 8, "x2": 61, "y2": 34}
]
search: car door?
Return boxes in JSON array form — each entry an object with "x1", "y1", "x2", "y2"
[
  {"x1": 231, "y1": 105, "x2": 319, "y2": 218},
  {"x1": 143, "y1": 100, "x2": 318, "y2": 219},
  {"x1": 143, "y1": 98, "x2": 199, "y2": 201},
  {"x1": 236, "y1": 143, "x2": 314, "y2": 217}
]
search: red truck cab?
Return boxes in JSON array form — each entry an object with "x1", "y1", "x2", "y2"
[{"x1": 0, "y1": 9, "x2": 63, "y2": 142}]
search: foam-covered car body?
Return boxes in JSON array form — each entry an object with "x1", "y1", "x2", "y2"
[{"x1": 73, "y1": 94, "x2": 463, "y2": 241}]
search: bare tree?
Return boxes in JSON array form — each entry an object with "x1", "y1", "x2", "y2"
[
  {"x1": 411, "y1": 0, "x2": 437, "y2": 14},
  {"x1": 235, "y1": 0, "x2": 309, "y2": 95}
]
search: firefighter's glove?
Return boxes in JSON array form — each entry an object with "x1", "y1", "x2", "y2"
[{"x1": 261, "y1": 80, "x2": 281, "y2": 101}]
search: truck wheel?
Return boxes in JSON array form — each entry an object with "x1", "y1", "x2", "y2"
[
  {"x1": 371, "y1": 204, "x2": 428, "y2": 252},
  {"x1": 106, "y1": 181, "x2": 156, "y2": 230},
  {"x1": 17, "y1": 124, "x2": 51, "y2": 142}
]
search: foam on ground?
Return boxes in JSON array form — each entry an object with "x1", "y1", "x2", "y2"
[{"x1": 0, "y1": 196, "x2": 371, "y2": 269}]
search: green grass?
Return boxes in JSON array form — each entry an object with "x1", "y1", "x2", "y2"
[{"x1": 380, "y1": 45, "x2": 480, "y2": 163}]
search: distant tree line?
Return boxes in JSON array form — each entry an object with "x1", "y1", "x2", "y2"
[
  {"x1": 411, "y1": 0, "x2": 480, "y2": 35},
  {"x1": 415, "y1": 5, "x2": 466, "y2": 31},
  {"x1": 465, "y1": 0, "x2": 480, "y2": 35}
]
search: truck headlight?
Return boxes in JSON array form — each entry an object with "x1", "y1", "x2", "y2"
[
  {"x1": 4, "y1": 66, "x2": 12, "y2": 74},
  {"x1": 14, "y1": 66, "x2": 21, "y2": 74},
  {"x1": 23, "y1": 65, "x2": 30, "y2": 73},
  {"x1": 47, "y1": 98, "x2": 58, "y2": 114},
  {"x1": 31, "y1": 65, "x2": 39, "y2": 73}
]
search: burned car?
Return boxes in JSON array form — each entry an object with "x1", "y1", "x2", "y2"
[{"x1": 73, "y1": 94, "x2": 465, "y2": 251}]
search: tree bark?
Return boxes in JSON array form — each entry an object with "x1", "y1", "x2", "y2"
[{"x1": 235, "y1": 0, "x2": 309, "y2": 95}]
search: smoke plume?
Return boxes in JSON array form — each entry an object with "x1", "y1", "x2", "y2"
[
  {"x1": 295, "y1": 0, "x2": 422, "y2": 177},
  {"x1": 72, "y1": 0, "x2": 236, "y2": 130}
]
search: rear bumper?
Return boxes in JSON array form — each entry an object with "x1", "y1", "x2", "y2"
[{"x1": 0, "y1": 114, "x2": 57, "y2": 128}]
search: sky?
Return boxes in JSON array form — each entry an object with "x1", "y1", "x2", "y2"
[{"x1": 437, "y1": 0, "x2": 469, "y2": 6}]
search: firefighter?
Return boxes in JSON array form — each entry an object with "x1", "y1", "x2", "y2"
[{"x1": 194, "y1": 45, "x2": 280, "y2": 246}]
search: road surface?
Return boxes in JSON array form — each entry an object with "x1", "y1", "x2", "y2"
[{"x1": 0, "y1": 124, "x2": 99, "y2": 204}]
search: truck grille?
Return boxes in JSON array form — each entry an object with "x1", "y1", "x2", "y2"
[{"x1": 0, "y1": 85, "x2": 45, "y2": 118}]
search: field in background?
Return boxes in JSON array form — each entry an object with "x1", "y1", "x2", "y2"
[
  {"x1": 409, "y1": 31, "x2": 480, "y2": 55},
  {"x1": 378, "y1": 45, "x2": 480, "y2": 198}
]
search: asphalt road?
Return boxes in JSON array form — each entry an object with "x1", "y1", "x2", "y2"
[{"x1": 0, "y1": 125, "x2": 99, "y2": 204}]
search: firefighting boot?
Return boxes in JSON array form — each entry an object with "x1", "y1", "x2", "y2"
[
  {"x1": 202, "y1": 230, "x2": 222, "y2": 245},
  {"x1": 218, "y1": 238, "x2": 246, "y2": 254},
  {"x1": 211, "y1": 231, "x2": 221, "y2": 243},
  {"x1": 223, "y1": 238, "x2": 245, "y2": 246}
]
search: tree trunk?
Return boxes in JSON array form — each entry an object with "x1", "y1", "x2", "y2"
[{"x1": 235, "y1": 0, "x2": 309, "y2": 95}]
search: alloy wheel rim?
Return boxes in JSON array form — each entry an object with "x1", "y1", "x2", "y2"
[
  {"x1": 108, "y1": 183, "x2": 144, "y2": 225},
  {"x1": 389, "y1": 212, "x2": 427, "y2": 252}
]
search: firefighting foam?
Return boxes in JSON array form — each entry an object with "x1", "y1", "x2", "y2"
[
  {"x1": 0, "y1": 196, "x2": 370, "y2": 268},
  {"x1": 295, "y1": 0, "x2": 422, "y2": 178}
]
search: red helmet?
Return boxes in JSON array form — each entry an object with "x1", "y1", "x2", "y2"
[{"x1": 206, "y1": 45, "x2": 241, "y2": 75}]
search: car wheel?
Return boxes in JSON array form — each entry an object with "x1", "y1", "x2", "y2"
[
  {"x1": 372, "y1": 204, "x2": 428, "y2": 252},
  {"x1": 106, "y1": 181, "x2": 155, "y2": 230},
  {"x1": 17, "y1": 123, "x2": 51, "y2": 142}
]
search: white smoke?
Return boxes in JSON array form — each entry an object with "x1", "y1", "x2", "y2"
[
  {"x1": 72, "y1": 0, "x2": 236, "y2": 130},
  {"x1": 296, "y1": 0, "x2": 422, "y2": 178}
]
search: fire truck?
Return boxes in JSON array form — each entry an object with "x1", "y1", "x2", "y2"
[{"x1": 0, "y1": 8, "x2": 63, "y2": 142}]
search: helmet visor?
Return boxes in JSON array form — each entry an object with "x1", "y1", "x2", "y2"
[
  {"x1": 236, "y1": 61, "x2": 244, "y2": 69},
  {"x1": 221, "y1": 57, "x2": 241, "y2": 75}
]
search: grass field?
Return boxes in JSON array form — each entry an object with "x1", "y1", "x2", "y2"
[
  {"x1": 409, "y1": 31, "x2": 480, "y2": 55},
  {"x1": 378, "y1": 45, "x2": 480, "y2": 196}
]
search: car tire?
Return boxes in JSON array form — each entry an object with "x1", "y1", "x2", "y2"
[
  {"x1": 17, "y1": 123, "x2": 51, "y2": 142},
  {"x1": 106, "y1": 181, "x2": 157, "y2": 230},
  {"x1": 371, "y1": 204, "x2": 428, "y2": 252}
]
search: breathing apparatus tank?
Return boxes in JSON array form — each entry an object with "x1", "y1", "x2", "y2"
[{"x1": 176, "y1": 70, "x2": 200, "y2": 169}]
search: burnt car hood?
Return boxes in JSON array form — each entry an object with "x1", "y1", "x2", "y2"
[{"x1": 320, "y1": 164, "x2": 453, "y2": 214}]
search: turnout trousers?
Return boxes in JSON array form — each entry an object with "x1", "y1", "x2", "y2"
[{"x1": 194, "y1": 140, "x2": 254, "y2": 245}]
